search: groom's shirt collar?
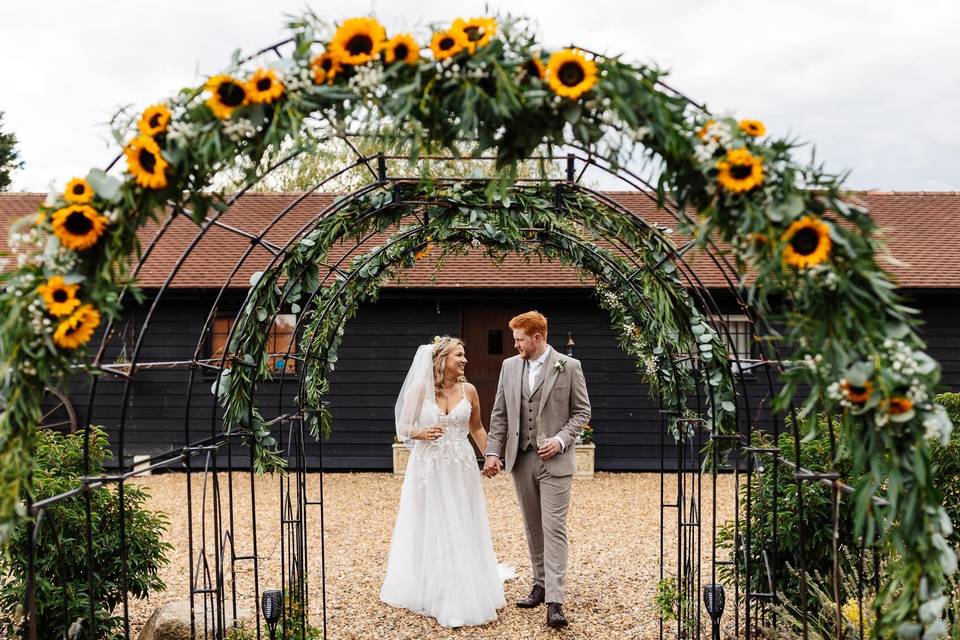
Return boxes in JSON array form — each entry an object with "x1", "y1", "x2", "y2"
[{"x1": 531, "y1": 344, "x2": 551, "y2": 367}]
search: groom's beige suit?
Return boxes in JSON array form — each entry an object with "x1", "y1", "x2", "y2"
[{"x1": 486, "y1": 345, "x2": 591, "y2": 604}]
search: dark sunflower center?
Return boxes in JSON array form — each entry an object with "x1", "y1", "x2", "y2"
[
  {"x1": 64, "y1": 320, "x2": 81, "y2": 337},
  {"x1": 72, "y1": 184, "x2": 86, "y2": 195},
  {"x1": 53, "y1": 289, "x2": 69, "y2": 303},
  {"x1": 439, "y1": 36, "x2": 456, "y2": 51},
  {"x1": 256, "y1": 78, "x2": 272, "y2": 91},
  {"x1": 558, "y1": 61, "x2": 586, "y2": 87},
  {"x1": 148, "y1": 114, "x2": 162, "y2": 129},
  {"x1": 321, "y1": 57, "x2": 334, "y2": 71},
  {"x1": 464, "y1": 26, "x2": 481, "y2": 42},
  {"x1": 730, "y1": 164, "x2": 753, "y2": 180},
  {"x1": 217, "y1": 81, "x2": 246, "y2": 107},
  {"x1": 523, "y1": 60, "x2": 541, "y2": 78},
  {"x1": 394, "y1": 43, "x2": 409, "y2": 60},
  {"x1": 139, "y1": 149, "x2": 157, "y2": 174},
  {"x1": 790, "y1": 227, "x2": 821, "y2": 256},
  {"x1": 848, "y1": 383, "x2": 867, "y2": 397},
  {"x1": 65, "y1": 210, "x2": 93, "y2": 236},
  {"x1": 346, "y1": 34, "x2": 374, "y2": 56}
]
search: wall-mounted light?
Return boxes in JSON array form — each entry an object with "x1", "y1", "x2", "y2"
[{"x1": 566, "y1": 331, "x2": 575, "y2": 356}]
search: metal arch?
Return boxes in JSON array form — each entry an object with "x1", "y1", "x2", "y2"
[{"x1": 24, "y1": 27, "x2": 875, "y2": 637}]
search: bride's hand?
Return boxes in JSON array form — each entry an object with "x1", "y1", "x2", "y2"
[{"x1": 416, "y1": 425, "x2": 445, "y2": 441}]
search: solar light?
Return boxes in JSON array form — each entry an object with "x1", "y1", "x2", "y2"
[
  {"x1": 262, "y1": 589, "x2": 282, "y2": 639},
  {"x1": 703, "y1": 584, "x2": 725, "y2": 640}
]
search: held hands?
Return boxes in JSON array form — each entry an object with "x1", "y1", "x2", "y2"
[
  {"x1": 482, "y1": 455, "x2": 502, "y2": 478},
  {"x1": 416, "y1": 425, "x2": 445, "y2": 441},
  {"x1": 538, "y1": 438, "x2": 562, "y2": 460}
]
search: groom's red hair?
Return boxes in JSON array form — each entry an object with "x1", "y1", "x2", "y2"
[{"x1": 509, "y1": 311, "x2": 548, "y2": 339}]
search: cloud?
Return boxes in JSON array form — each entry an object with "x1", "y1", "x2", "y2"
[{"x1": 2, "y1": 0, "x2": 957, "y2": 191}]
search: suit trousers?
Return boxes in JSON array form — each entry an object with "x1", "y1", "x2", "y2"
[{"x1": 511, "y1": 445, "x2": 573, "y2": 603}]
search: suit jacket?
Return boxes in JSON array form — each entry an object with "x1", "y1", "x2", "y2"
[{"x1": 487, "y1": 347, "x2": 591, "y2": 476}]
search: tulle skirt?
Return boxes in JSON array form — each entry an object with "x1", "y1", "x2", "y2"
[{"x1": 380, "y1": 444, "x2": 510, "y2": 628}]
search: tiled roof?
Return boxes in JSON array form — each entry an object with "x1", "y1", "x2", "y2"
[{"x1": 2, "y1": 191, "x2": 958, "y2": 290}]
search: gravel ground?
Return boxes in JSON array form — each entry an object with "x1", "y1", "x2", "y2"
[{"x1": 127, "y1": 472, "x2": 736, "y2": 639}]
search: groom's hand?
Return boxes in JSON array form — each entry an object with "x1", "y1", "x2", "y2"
[
  {"x1": 483, "y1": 455, "x2": 502, "y2": 478},
  {"x1": 538, "y1": 439, "x2": 562, "y2": 460}
]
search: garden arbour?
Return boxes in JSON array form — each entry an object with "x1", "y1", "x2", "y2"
[{"x1": 0, "y1": 11, "x2": 955, "y2": 640}]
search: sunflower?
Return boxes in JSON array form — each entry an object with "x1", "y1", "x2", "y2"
[
  {"x1": 715, "y1": 148, "x2": 764, "y2": 193},
  {"x1": 205, "y1": 74, "x2": 249, "y2": 120},
  {"x1": 545, "y1": 49, "x2": 598, "y2": 100},
  {"x1": 781, "y1": 215, "x2": 831, "y2": 269},
  {"x1": 739, "y1": 119, "x2": 766, "y2": 137},
  {"x1": 124, "y1": 135, "x2": 169, "y2": 189},
  {"x1": 53, "y1": 304, "x2": 100, "y2": 350},
  {"x1": 414, "y1": 239, "x2": 434, "y2": 261},
  {"x1": 383, "y1": 34, "x2": 419, "y2": 65},
  {"x1": 522, "y1": 54, "x2": 545, "y2": 80},
  {"x1": 452, "y1": 17, "x2": 496, "y2": 53},
  {"x1": 51, "y1": 204, "x2": 108, "y2": 251},
  {"x1": 311, "y1": 52, "x2": 342, "y2": 85},
  {"x1": 886, "y1": 396, "x2": 913, "y2": 415},
  {"x1": 329, "y1": 17, "x2": 386, "y2": 66},
  {"x1": 841, "y1": 379, "x2": 874, "y2": 405},
  {"x1": 138, "y1": 104, "x2": 172, "y2": 137},
  {"x1": 247, "y1": 68, "x2": 285, "y2": 104},
  {"x1": 64, "y1": 178, "x2": 94, "y2": 204},
  {"x1": 37, "y1": 276, "x2": 81, "y2": 317},
  {"x1": 430, "y1": 28, "x2": 468, "y2": 61}
]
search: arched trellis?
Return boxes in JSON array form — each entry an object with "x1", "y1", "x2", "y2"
[{"x1": 0, "y1": 11, "x2": 954, "y2": 640}]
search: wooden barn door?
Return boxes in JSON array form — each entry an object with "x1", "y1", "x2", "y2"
[{"x1": 460, "y1": 303, "x2": 516, "y2": 452}]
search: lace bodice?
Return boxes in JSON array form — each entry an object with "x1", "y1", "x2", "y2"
[{"x1": 411, "y1": 387, "x2": 476, "y2": 484}]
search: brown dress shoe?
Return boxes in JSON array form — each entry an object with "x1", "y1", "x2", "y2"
[
  {"x1": 516, "y1": 584, "x2": 545, "y2": 608},
  {"x1": 547, "y1": 602, "x2": 569, "y2": 628}
]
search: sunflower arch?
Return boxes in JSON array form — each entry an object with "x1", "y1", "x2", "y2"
[{"x1": 0, "y1": 11, "x2": 955, "y2": 639}]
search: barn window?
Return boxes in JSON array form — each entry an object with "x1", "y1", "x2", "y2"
[
  {"x1": 211, "y1": 314, "x2": 298, "y2": 374},
  {"x1": 709, "y1": 314, "x2": 753, "y2": 373}
]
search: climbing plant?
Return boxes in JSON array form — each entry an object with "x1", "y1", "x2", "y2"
[{"x1": 0, "y1": 11, "x2": 953, "y2": 636}]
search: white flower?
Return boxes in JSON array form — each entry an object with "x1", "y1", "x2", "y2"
[
  {"x1": 223, "y1": 118, "x2": 257, "y2": 142},
  {"x1": 167, "y1": 120, "x2": 198, "y2": 144},
  {"x1": 555, "y1": 359, "x2": 567, "y2": 373}
]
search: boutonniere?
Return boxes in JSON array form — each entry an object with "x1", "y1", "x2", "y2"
[{"x1": 555, "y1": 359, "x2": 567, "y2": 374}]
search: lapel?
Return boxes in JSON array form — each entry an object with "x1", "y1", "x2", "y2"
[
  {"x1": 537, "y1": 347, "x2": 561, "y2": 416},
  {"x1": 507, "y1": 356, "x2": 523, "y2": 413}
]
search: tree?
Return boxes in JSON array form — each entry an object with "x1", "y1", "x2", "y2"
[{"x1": 0, "y1": 111, "x2": 23, "y2": 192}]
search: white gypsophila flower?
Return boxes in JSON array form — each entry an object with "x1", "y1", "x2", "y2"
[
  {"x1": 644, "y1": 355, "x2": 659, "y2": 375},
  {"x1": 827, "y1": 381, "x2": 843, "y2": 401},
  {"x1": 167, "y1": 120, "x2": 198, "y2": 144},
  {"x1": 223, "y1": 118, "x2": 257, "y2": 142},
  {"x1": 470, "y1": 237, "x2": 482, "y2": 249},
  {"x1": 693, "y1": 142, "x2": 716, "y2": 165},
  {"x1": 106, "y1": 209, "x2": 121, "y2": 224}
]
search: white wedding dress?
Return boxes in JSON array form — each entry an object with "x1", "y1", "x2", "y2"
[{"x1": 380, "y1": 384, "x2": 513, "y2": 628}]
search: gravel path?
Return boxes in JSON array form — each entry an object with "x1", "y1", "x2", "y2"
[{"x1": 127, "y1": 472, "x2": 736, "y2": 639}]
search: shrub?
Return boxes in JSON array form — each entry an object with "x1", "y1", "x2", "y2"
[
  {"x1": 716, "y1": 416, "x2": 860, "y2": 609},
  {"x1": 0, "y1": 427, "x2": 171, "y2": 638}
]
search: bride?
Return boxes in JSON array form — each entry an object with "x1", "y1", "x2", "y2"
[{"x1": 380, "y1": 335, "x2": 513, "y2": 627}]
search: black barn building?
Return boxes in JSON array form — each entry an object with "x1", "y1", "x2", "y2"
[{"x1": 2, "y1": 191, "x2": 958, "y2": 471}]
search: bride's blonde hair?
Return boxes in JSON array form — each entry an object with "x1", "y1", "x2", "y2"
[{"x1": 432, "y1": 335, "x2": 466, "y2": 398}]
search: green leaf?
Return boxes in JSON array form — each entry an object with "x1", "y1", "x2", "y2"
[{"x1": 85, "y1": 169, "x2": 123, "y2": 203}]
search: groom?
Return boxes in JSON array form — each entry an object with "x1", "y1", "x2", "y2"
[{"x1": 483, "y1": 311, "x2": 591, "y2": 629}]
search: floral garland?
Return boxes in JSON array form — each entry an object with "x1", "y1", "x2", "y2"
[
  {"x1": 216, "y1": 184, "x2": 735, "y2": 467},
  {"x1": 0, "y1": 11, "x2": 953, "y2": 636}
]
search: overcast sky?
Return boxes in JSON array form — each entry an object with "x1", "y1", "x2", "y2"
[{"x1": 2, "y1": 0, "x2": 958, "y2": 192}]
